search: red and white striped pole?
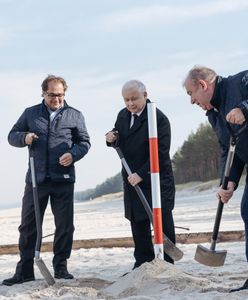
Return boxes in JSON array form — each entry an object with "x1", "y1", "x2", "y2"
[{"x1": 147, "y1": 102, "x2": 164, "y2": 259}]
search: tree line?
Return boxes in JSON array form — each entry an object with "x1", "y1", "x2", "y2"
[
  {"x1": 172, "y1": 122, "x2": 221, "y2": 183},
  {"x1": 75, "y1": 122, "x2": 221, "y2": 201},
  {"x1": 74, "y1": 172, "x2": 123, "y2": 201}
]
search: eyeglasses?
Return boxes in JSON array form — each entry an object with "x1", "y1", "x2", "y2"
[{"x1": 46, "y1": 92, "x2": 65, "y2": 99}]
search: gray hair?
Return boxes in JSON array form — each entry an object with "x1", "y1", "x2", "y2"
[
  {"x1": 122, "y1": 80, "x2": 146, "y2": 94},
  {"x1": 183, "y1": 65, "x2": 217, "y2": 87}
]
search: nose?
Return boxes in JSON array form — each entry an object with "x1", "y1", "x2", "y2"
[{"x1": 127, "y1": 100, "x2": 134, "y2": 106}]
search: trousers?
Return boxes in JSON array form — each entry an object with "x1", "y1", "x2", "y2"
[
  {"x1": 15, "y1": 181, "x2": 74, "y2": 276},
  {"x1": 241, "y1": 183, "x2": 248, "y2": 261},
  {"x1": 130, "y1": 209, "x2": 175, "y2": 268}
]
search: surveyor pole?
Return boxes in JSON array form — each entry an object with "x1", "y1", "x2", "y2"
[{"x1": 147, "y1": 102, "x2": 163, "y2": 259}]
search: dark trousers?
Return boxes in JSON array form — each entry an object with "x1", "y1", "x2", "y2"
[
  {"x1": 130, "y1": 209, "x2": 175, "y2": 268},
  {"x1": 15, "y1": 181, "x2": 74, "y2": 276},
  {"x1": 241, "y1": 183, "x2": 248, "y2": 261}
]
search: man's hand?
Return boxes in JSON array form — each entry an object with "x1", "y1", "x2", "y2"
[
  {"x1": 105, "y1": 131, "x2": 118, "y2": 143},
  {"x1": 25, "y1": 133, "x2": 39, "y2": 145},
  {"x1": 226, "y1": 108, "x2": 245, "y2": 125},
  {"x1": 128, "y1": 173, "x2": 143, "y2": 186},
  {"x1": 217, "y1": 181, "x2": 235, "y2": 203},
  {"x1": 59, "y1": 153, "x2": 73, "y2": 166}
]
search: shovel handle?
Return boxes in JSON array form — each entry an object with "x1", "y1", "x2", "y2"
[
  {"x1": 211, "y1": 140, "x2": 236, "y2": 248},
  {"x1": 30, "y1": 157, "x2": 42, "y2": 253},
  {"x1": 211, "y1": 173, "x2": 230, "y2": 245},
  {"x1": 211, "y1": 200, "x2": 224, "y2": 246},
  {"x1": 115, "y1": 147, "x2": 154, "y2": 221}
]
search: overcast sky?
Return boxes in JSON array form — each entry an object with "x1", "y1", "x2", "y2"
[{"x1": 1, "y1": 0, "x2": 247, "y2": 208}]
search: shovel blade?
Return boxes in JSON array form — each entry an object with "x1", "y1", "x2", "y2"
[
  {"x1": 163, "y1": 237, "x2": 184, "y2": 261},
  {"x1": 35, "y1": 257, "x2": 55, "y2": 285},
  {"x1": 194, "y1": 244, "x2": 227, "y2": 267}
]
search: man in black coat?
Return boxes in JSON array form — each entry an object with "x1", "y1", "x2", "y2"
[
  {"x1": 3, "y1": 75, "x2": 90, "y2": 286},
  {"x1": 106, "y1": 80, "x2": 176, "y2": 268},
  {"x1": 183, "y1": 66, "x2": 248, "y2": 292}
]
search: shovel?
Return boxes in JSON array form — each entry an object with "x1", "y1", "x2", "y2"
[
  {"x1": 115, "y1": 146, "x2": 184, "y2": 261},
  {"x1": 30, "y1": 156, "x2": 55, "y2": 285},
  {"x1": 195, "y1": 122, "x2": 247, "y2": 267}
]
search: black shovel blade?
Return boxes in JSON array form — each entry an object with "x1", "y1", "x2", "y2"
[
  {"x1": 35, "y1": 257, "x2": 55, "y2": 285},
  {"x1": 163, "y1": 237, "x2": 183, "y2": 261},
  {"x1": 194, "y1": 244, "x2": 227, "y2": 267}
]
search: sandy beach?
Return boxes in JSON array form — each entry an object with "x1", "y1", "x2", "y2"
[{"x1": 0, "y1": 187, "x2": 247, "y2": 299}]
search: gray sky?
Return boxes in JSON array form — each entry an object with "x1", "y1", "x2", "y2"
[{"x1": 1, "y1": 0, "x2": 247, "y2": 208}]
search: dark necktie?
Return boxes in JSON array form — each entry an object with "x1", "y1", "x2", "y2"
[{"x1": 131, "y1": 114, "x2": 138, "y2": 128}]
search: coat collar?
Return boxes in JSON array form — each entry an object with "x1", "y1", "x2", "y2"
[{"x1": 210, "y1": 76, "x2": 224, "y2": 111}]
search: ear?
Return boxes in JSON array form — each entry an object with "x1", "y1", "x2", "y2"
[
  {"x1": 198, "y1": 79, "x2": 208, "y2": 91},
  {"x1": 144, "y1": 91, "x2": 148, "y2": 98}
]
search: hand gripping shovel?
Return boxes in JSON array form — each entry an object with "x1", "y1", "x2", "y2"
[
  {"x1": 195, "y1": 123, "x2": 247, "y2": 267},
  {"x1": 115, "y1": 146, "x2": 183, "y2": 261},
  {"x1": 30, "y1": 156, "x2": 55, "y2": 285}
]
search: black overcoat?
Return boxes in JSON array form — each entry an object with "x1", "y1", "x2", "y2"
[{"x1": 112, "y1": 99, "x2": 175, "y2": 221}]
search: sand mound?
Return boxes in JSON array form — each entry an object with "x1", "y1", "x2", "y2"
[
  {"x1": 30, "y1": 278, "x2": 111, "y2": 299},
  {"x1": 104, "y1": 259, "x2": 214, "y2": 298}
]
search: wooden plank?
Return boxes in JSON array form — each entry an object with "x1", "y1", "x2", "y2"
[{"x1": 0, "y1": 230, "x2": 244, "y2": 255}]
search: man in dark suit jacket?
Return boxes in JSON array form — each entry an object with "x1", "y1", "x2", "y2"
[
  {"x1": 183, "y1": 66, "x2": 248, "y2": 292},
  {"x1": 106, "y1": 80, "x2": 175, "y2": 268}
]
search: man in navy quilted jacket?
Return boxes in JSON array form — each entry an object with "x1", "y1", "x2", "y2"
[
  {"x1": 2, "y1": 75, "x2": 90, "y2": 286},
  {"x1": 183, "y1": 66, "x2": 248, "y2": 292}
]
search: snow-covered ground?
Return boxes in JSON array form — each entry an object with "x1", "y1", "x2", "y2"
[{"x1": 0, "y1": 186, "x2": 247, "y2": 299}]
